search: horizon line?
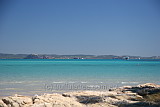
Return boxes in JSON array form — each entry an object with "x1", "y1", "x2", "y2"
[{"x1": 0, "y1": 53, "x2": 160, "y2": 57}]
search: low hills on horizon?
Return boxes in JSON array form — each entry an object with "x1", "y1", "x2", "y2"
[{"x1": 0, "y1": 53, "x2": 160, "y2": 59}]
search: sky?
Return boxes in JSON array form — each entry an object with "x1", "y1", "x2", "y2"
[{"x1": 0, "y1": 0, "x2": 160, "y2": 56}]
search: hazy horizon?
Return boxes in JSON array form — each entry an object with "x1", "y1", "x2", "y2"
[
  {"x1": 1, "y1": 52, "x2": 159, "y2": 57},
  {"x1": 0, "y1": 0, "x2": 160, "y2": 56}
]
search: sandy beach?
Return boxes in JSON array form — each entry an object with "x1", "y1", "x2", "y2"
[{"x1": 0, "y1": 83, "x2": 160, "y2": 107}]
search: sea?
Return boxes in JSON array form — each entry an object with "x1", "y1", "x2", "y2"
[{"x1": 0, "y1": 59, "x2": 160, "y2": 97}]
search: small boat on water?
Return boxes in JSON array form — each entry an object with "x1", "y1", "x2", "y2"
[{"x1": 124, "y1": 57, "x2": 129, "y2": 60}]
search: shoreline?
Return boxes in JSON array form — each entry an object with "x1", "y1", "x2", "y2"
[
  {"x1": 0, "y1": 81, "x2": 142, "y2": 97},
  {"x1": 1, "y1": 83, "x2": 160, "y2": 107}
]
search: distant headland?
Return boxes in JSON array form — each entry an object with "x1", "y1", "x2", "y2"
[{"x1": 0, "y1": 53, "x2": 160, "y2": 59}]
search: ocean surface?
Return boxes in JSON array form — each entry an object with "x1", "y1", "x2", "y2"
[{"x1": 0, "y1": 59, "x2": 160, "y2": 96}]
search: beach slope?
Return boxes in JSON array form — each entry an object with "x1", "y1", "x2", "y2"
[{"x1": 0, "y1": 83, "x2": 160, "y2": 107}]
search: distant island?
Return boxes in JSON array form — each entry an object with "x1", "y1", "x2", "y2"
[{"x1": 0, "y1": 53, "x2": 160, "y2": 59}]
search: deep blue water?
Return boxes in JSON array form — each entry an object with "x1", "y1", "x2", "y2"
[{"x1": 0, "y1": 59, "x2": 160, "y2": 96}]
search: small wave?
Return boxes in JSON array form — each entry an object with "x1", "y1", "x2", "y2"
[
  {"x1": 13, "y1": 81, "x2": 23, "y2": 83},
  {"x1": 87, "y1": 85, "x2": 100, "y2": 88},
  {"x1": 4, "y1": 88, "x2": 18, "y2": 90},
  {"x1": 53, "y1": 81, "x2": 64, "y2": 83},
  {"x1": 68, "y1": 82, "x2": 75, "y2": 83},
  {"x1": 121, "y1": 82, "x2": 139, "y2": 84},
  {"x1": 27, "y1": 81, "x2": 43, "y2": 83},
  {"x1": 0, "y1": 81, "x2": 23, "y2": 84},
  {"x1": 0, "y1": 81, "x2": 45, "y2": 84},
  {"x1": 81, "y1": 82, "x2": 88, "y2": 83}
]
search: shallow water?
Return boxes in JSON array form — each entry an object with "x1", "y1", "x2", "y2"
[{"x1": 0, "y1": 59, "x2": 160, "y2": 96}]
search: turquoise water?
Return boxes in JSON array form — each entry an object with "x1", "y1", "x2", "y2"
[{"x1": 0, "y1": 59, "x2": 160, "y2": 96}]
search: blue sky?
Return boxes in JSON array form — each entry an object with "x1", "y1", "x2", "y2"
[{"x1": 0, "y1": 0, "x2": 160, "y2": 56}]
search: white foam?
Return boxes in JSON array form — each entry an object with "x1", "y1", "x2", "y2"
[
  {"x1": 3, "y1": 81, "x2": 23, "y2": 84},
  {"x1": 68, "y1": 81, "x2": 75, "y2": 83},
  {"x1": 53, "y1": 81, "x2": 64, "y2": 83},
  {"x1": 121, "y1": 82, "x2": 139, "y2": 84},
  {"x1": 87, "y1": 85, "x2": 100, "y2": 88},
  {"x1": 81, "y1": 82, "x2": 88, "y2": 83},
  {"x1": 27, "y1": 81, "x2": 43, "y2": 83},
  {"x1": 4, "y1": 88, "x2": 18, "y2": 90}
]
